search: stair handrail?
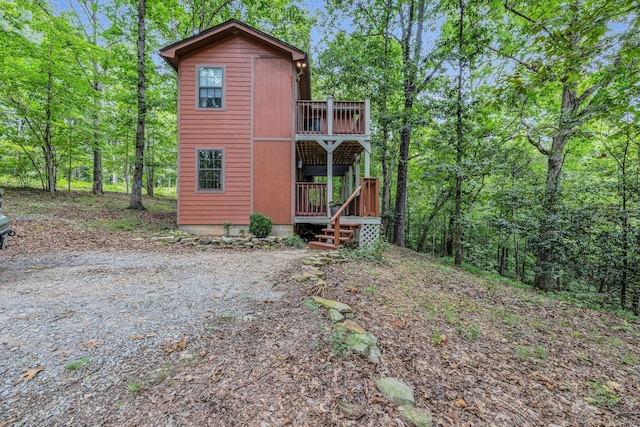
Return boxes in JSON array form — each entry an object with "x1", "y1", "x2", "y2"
[{"x1": 330, "y1": 184, "x2": 363, "y2": 246}]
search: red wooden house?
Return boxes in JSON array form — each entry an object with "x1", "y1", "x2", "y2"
[{"x1": 160, "y1": 19, "x2": 380, "y2": 248}]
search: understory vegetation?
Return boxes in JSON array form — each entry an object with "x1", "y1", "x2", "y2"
[{"x1": 1, "y1": 0, "x2": 639, "y2": 314}]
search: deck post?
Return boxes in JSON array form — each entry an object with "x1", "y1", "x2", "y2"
[
  {"x1": 327, "y1": 96, "x2": 333, "y2": 135},
  {"x1": 364, "y1": 145, "x2": 370, "y2": 178},
  {"x1": 365, "y1": 98, "x2": 370, "y2": 135},
  {"x1": 327, "y1": 149, "x2": 333, "y2": 216},
  {"x1": 354, "y1": 154, "x2": 360, "y2": 183}
]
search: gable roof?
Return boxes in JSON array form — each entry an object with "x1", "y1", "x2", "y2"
[{"x1": 159, "y1": 19, "x2": 311, "y2": 98}]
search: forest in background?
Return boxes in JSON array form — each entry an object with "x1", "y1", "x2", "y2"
[{"x1": 1, "y1": 0, "x2": 639, "y2": 314}]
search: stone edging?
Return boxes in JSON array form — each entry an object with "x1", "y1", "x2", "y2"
[
  {"x1": 151, "y1": 234, "x2": 285, "y2": 249},
  {"x1": 295, "y1": 251, "x2": 434, "y2": 426}
]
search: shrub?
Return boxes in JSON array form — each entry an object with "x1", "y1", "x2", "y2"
[{"x1": 249, "y1": 212, "x2": 272, "y2": 238}]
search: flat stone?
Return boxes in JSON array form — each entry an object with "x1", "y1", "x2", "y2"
[
  {"x1": 336, "y1": 399, "x2": 365, "y2": 420},
  {"x1": 376, "y1": 378, "x2": 415, "y2": 406},
  {"x1": 303, "y1": 269, "x2": 325, "y2": 278},
  {"x1": 292, "y1": 274, "x2": 307, "y2": 282},
  {"x1": 311, "y1": 297, "x2": 352, "y2": 313},
  {"x1": 399, "y1": 405, "x2": 433, "y2": 427},
  {"x1": 344, "y1": 332, "x2": 377, "y2": 348},
  {"x1": 346, "y1": 340, "x2": 369, "y2": 355},
  {"x1": 303, "y1": 259, "x2": 315, "y2": 265},
  {"x1": 337, "y1": 319, "x2": 366, "y2": 334},
  {"x1": 367, "y1": 344, "x2": 382, "y2": 364},
  {"x1": 328, "y1": 309, "x2": 344, "y2": 323},
  {"x1": 152, "y1": 236, "x2": 175, "y2": 242}
]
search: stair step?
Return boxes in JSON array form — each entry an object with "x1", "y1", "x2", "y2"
[
  {"x1": 321, "y1": 228, "x2": 355, "y2": 236},
  {"x1": 332, "y1": 224, "x2": 361, "y2": 230},
  {"x1": 315, "y1": 234, "x2": 351, "y2": 242},
  {"x1": 308, "y1": 241, "x2": 339, "y2": 250}
]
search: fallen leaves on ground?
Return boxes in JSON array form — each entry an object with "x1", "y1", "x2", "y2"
[
  {"x1": 20, "y1": 366, "x2": 43, "y2": 381},
  {"x1": 164, "y1": 338, "x2": 187, "y2": 355},
  {"x1": 83, "y1": 339, "x2": 101, "y2": 349}
]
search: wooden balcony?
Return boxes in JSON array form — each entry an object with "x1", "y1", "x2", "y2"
[
  {"x1": 295, "y1": 178, "x2": 379, "y2": 218},
  {"x1": 296, "y1": 182, "x2": 327, "y2": 216},
  {"x1": 296, "y1": 99, "x2": 369, "y2": 136}
]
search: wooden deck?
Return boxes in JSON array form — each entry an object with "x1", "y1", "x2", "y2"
[{"x1": 296, "y1": 100, "x2": 369, "y2": 136}]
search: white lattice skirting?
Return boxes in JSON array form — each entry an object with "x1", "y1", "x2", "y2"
[{"x1": 358, "y1": 223, "x2": 382, "y2": 249}]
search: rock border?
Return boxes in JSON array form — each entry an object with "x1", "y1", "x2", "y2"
[
  {"x1": 295, "y1": 251, "x2": 434, "y2": 426},
  {"x1": 151, "y1": 233, "x2": 285, "y2": 249}
]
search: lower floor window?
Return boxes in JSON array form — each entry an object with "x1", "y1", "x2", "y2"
[{"x1": 198, "y1": 149, "x2": 223, "y2": 190}]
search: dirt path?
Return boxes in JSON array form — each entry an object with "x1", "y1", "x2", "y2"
[{"x1": 0, "y1": 248, "x2": 305, "y2": 425}]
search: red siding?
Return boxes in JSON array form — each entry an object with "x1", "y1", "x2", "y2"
[
  {"x1": 251, "y1": 57, "x2": 293, "y2": 224},
  {"x1": 177, "y1": 35, "x2": 294, "y2": 226},
  {"x1": 253, "y1": 141, "x2": 292, "y2": 224}
]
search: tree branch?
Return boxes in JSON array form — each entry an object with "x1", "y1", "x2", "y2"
[
  {"x1": 416, "y1": 57, "x2": 445, "y2": 92},
  {"x1": 488, "y1": 46, "x2": 541, "y2": 74},
  {"x1": 518, "y1": 105, "x2": 551, "y2": 156},
  {"x1": 503, "y1": 2, "x2": 555, "y2": 39}
]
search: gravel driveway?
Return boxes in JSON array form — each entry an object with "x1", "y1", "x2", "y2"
[{"x1": 0, "y1": 248, "x2": 304, "y2": 425}]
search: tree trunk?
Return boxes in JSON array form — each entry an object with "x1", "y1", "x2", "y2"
[
  {"x1": 92, "y1": 102, "x2": 103, "y2": 195},
  {"x1": 380, "y1": 4, "x2": 393, "y2": 241},
  {"x1": 45, "y1": 42, "x2": 56, "y2": 198},
  {"x1": 146, "y1": 136, "x2": 154, "y2": 197},
  {"x1": 92, "y1": 146, "x2": 103, "y2": 195},
  {"x1": 392, "y1": 0, "x2": 426, "y2": 247},
  {"x1": 452, "y1": 0, "x2": 464, "y2": 267},
  {"x1": 394, "y1": 114, "x2": 411, "y2": 247},
  {"x1": 533, "y1": 84, "x2": 578, "y2": 291},
  {"x1": 129, "y1": 0, "x2": 146, "y2": 210}
]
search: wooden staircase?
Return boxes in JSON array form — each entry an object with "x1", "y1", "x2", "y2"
[
  {"x1": 306, "y1": 178, "x2": 380, "y2": 250},
  {"x1": 308, "y1": 224, "x2": 360, "y2": 250}
]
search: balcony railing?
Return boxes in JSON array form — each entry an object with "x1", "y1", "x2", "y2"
[
  {"x1": 295, "y1": 178, "x2": 379, "y2": 218},
  {"x1": 296, "y1": 182, "x2": 327, "y2": 216},
  {"x1": 296, "y1": 100, "x2": 368, "y2": 135}
]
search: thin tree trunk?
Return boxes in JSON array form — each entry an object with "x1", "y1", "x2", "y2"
[
  {"x1": 92, "y1": 99, "x2": 103, "y2": 195},
  {"x1": 146, "y1": 136, "x2": 154, "y2": 197},
  {"x1": 393, "y1": 0, "x2": 426, "y2": 247},
  {"x1": 45, "y1": 42, "x2": 56, "y2": 198},
  {"x1": 380, "y1": 4, "x2": 393, "y2": 240},
  {"x1": 453, "y1": 0, "x2": 464, "y2": 267},
  {"x1": 129, "y1": 0, "x2": 146, "y2": 210}
]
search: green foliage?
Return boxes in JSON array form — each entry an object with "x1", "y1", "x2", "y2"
[
  {"x1": 514, "y1": 345, "x2": 548, "y2": 364},
  {"x1": 432, "y1": 328, "x2": 443, "y2": 345},
  {"x1": 128, "y1": 382, "x2": 146, "y2": 395},
  {"x1": 283, "y1": 235, "x2": 305, "y2": 248},
  {"x1": 455, "y1": 322, "x2": 481, "y2": 341},
  {"x1": 249, "y1": 213, "x2": 272, "y2": 238},
  {"x1": 585, "y1": 380, "x2": 621, "y2": 407},
  {"x1": 66, "y1": 357, "x2": 91, "y2": 372},
  {"x1": 339, "y1": 239, "x2": 389, "y2": 265},
  {"x1": 222, "y1": 221, "x2": 232, "y2": 237}
]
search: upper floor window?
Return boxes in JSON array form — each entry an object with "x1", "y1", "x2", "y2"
[
  {"x1": 198, "y1": 67, "x2": 223, "y2": 109},
  {"x1": 198, "y1": 149, "x2": 223, "y2": 190}
]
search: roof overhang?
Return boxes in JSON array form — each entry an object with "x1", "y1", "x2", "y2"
[{"x1": 159, "y1": 19, "x2": 311, "y2": 99}]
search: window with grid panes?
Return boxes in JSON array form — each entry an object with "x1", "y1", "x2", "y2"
[
  {"x1": 198, "y1": 67, "x2": 223, "y2": 108},
  {"x1": 197, "y1": 149, "x2": 223, "y2": 190}
]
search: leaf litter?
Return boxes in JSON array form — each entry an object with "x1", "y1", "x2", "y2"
[{"x1": 1, "y1": 189, "x2": 639, "y2": 426}]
